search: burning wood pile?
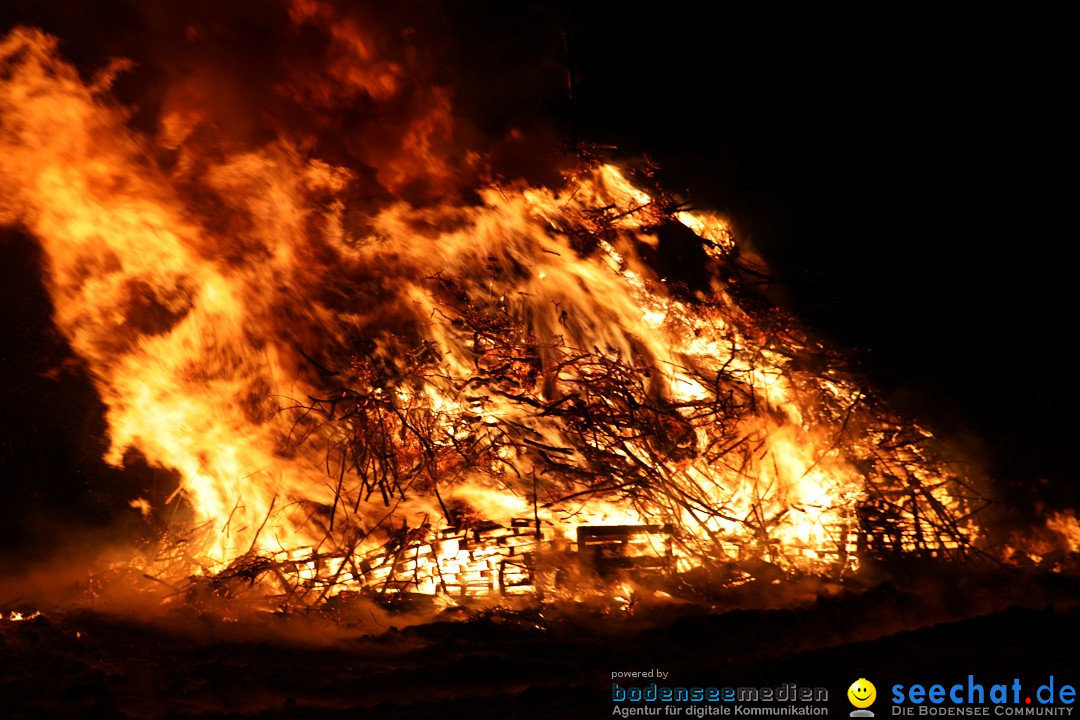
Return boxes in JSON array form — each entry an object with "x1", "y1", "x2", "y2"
[
  {"x1": 0, "y1": 14, "x2": 993, "y2": 615},
  {"x1": 123, "y1": 159, "x2": 988, "y2": 609}
]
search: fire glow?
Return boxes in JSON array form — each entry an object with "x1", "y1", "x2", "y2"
[{"x1": 0, "y1": 13, "x2": 1006, "y2": 610}]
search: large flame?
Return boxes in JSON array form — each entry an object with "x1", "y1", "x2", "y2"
[{"x1": 0, "y1": 17, "x2": 985, "y2": 601}]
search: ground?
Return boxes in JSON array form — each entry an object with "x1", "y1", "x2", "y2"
[{"x1": 3, "y1": 572, "x2": 1079, "y2": 719}]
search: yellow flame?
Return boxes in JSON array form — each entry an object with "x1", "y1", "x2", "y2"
[{"x1": 0, "y1": 23, "x2": 985, "y2": 601}]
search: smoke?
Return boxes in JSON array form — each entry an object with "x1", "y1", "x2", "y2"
[{"x1": 2, "y1": 0, "x2": 570, "y2": 200}]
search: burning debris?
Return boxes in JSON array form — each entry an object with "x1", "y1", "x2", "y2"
[{"x1": 0, "y1": 11, "x2": 1003, "y2": 616}]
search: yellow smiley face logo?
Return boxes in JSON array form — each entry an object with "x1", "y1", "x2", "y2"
[{"x1": 848, "y1": 679, "x2": 876, "y2": 708}]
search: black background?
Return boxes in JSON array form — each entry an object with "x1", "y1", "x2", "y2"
[
  {"x1": 0, "y1": 3, "x2": 1076, "y2": 567},
  {"x1": 557, "y1": 6, "x2": 1076, "y2": 509}
]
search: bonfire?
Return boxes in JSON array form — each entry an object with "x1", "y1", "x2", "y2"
[{"x1": 0, "y1": 16, "x2": 1025, "y2": 615}]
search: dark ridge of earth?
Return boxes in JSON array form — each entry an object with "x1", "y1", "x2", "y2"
[{"x1": 2, "y1": 573, "x2": 1079, "y2": 719}]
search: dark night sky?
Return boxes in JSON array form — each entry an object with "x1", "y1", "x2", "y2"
[
  {"x1": 0, "y1": 4, "x2": 1075, "y2": 566},
  {"x1": 560, "y1": 7, "x2": 1076, "y2": 507}
]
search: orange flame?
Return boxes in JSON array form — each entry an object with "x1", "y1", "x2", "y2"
[{"x1": 0, "y1": 21, "x2": 986, "y2": 601}]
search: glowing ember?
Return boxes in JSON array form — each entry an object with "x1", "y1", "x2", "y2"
[{"x1": 0, "y1": 15, "x2": 992, "y2": 607}]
